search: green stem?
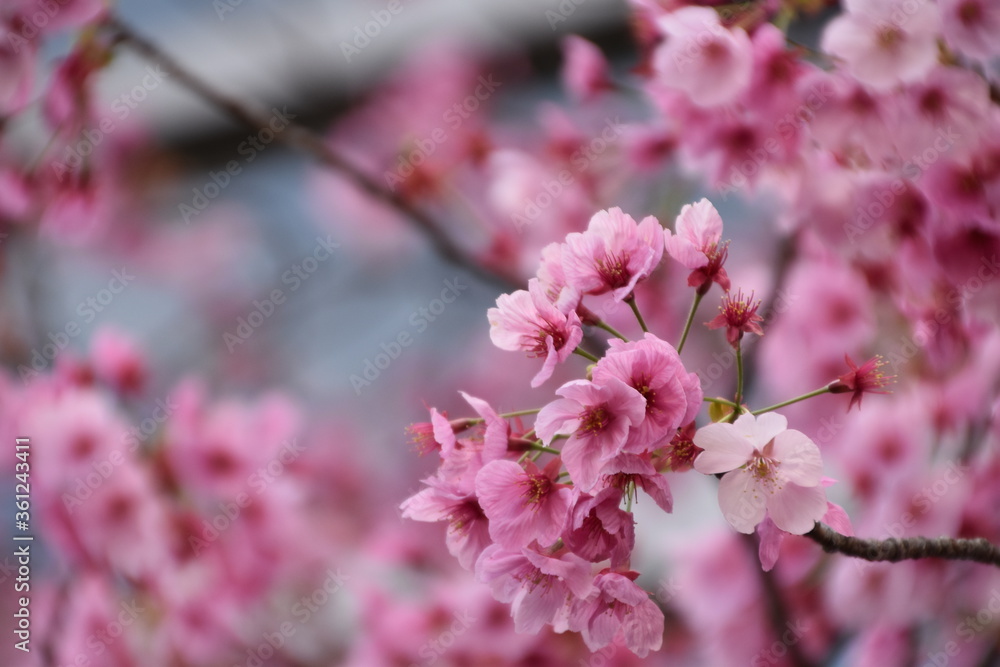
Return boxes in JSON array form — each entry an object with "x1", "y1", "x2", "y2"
[
  {"x1": 752, "y1": 387, "x2": 832, "y2": 415},
  {"x1": 500, "y1": 409, "x2": 541, "y2": 418},
  {"x1": 574, "y1": 347, "x2": 600, "y2": 363},
  {"x1": 527, "y1": 442, "x2": 561, "y2": 455},
  {"x1": 676, "y1": 291, "x2": 704, "y2": 354},
  {"x1": 704, "y1": 396, "x2": 739, "y2": 409},
  {"x1": 730, "y1": 342, "x2": 744, "y2": 423},
  {"x1": 626, "y1": 297, "x2": 649, "y2": 333},
  {"x1": 592, "y1": 319, "x2": 628, "y2": 341}
]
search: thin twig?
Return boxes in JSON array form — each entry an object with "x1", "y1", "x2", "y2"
[{"x1": 103, "y1": 15, "x2": 516, "y2": 291}]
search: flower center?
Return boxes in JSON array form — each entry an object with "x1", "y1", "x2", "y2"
[
  {"x1": 958, "y1": 0, "x2": 982, "y2": 25},
  {"x1": 529, "y1": 321, "x2": 567, "y2": 357},
  {"x1": 520, "y1": 473, "x2": 552, "y2": 507},
  {"x1": 580, "y1": 405, "x2": 611, "y2": 435},
  {"x1": 596, "y1": 252, "x2": 631, "y2": 289},
  {"x1": 747, "y1": 448, "x2": 780, "y2": 489},
  {"x1": 876, "y1": 24, "x2": 903, "y2": 51}
]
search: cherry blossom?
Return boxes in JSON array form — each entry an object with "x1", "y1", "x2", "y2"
[
  {"x1": 488, "y1": 278, "x2": 584, "y2": 387},
  {"x1": 534, "y1": 377, "x2": 647, "y2": 491},
  {"x1": 561, "y1": 207, "x2": 665, "y2": 302},
  {"x1": 694, "y1": 412, "x2": 828, "y2": 534}
]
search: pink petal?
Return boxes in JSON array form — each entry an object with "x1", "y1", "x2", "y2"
[
  {"x1": 693, "y1": 422, "x2": 754, "y2": 473},
  {"x1": 561, "y1": 436, "x2": 610, "y2": 492},
  {"x1": 756, "y1": 516, "x2": 784, "y2": 572},
  {"x1": 718, "y1": 468, "x2": 766, "y2": 533},
  {"x1": 514, "y1": 584, "x2": 564, "y2": 634},
  {"x1": 771, "y1": 429, "x2": 823, "y2": 486},
  {"x1": 535, "y1": 397, "x2": 583, "y2": 445},
  {"x1": 530, "y1": 335, "x2": 559, "y2": 388},
  {"x1": 430, "y1": 408, "x2": 457, "y2": 457},
  {"x1": 663, "y1": 230, "x2": 708, "y2": 269},
  {"x1": 734, "y1": 411, "x2": 787, "y2": 447},
  {"x1": 767, "y1": 483, "x2": 827, "y2": 535},
  {"x1": 823, "y1": 501, "x2": 854, "y2": 536},
  {"x1": 622, "y1": 599, "x2": 665, "y2": 657},
  {"x1": 675, "y1": 198, "x2": 722, "y2": 248}
]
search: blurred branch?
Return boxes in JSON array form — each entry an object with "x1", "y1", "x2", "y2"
[
  {"x1": 103, "y1": 15, "x2": 517, "y2": 291},
  {"x1": 806, "y1": 523, "x2": 1000, "y2": 567},
  {"x1": 741, "y1": 534, "x2": 814, "y2": 667}
]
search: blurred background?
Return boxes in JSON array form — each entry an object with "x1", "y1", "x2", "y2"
[{"x1": 4, "y1": 0, "x2": 1000, "y2": 665}]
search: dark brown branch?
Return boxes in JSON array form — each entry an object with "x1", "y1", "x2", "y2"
[
  {"x1": 103, "y1": 15, "x2": 516, "y2": 291},
  {"x1": 806, "y1": 522, "x2": 1000, "y2": 567}
]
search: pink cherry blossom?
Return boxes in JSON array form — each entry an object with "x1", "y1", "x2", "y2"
[
  {"x1": 706, "y1": 289, "x2": 764, "y2": 347},
  {"x1": 475, "y1": 544, "x2": 594, "y2": 634},
  {"x1": 536, "y1": 241, "x2": 582, "y2": 312},
  {"x1": 652, "y1": 6, "x2": 753, "y2": 107},
  {"x1": 592, "y1": 333, "x2": 702, "y2": 451},
  {"x1": 940, "y1": 0, "x2": 1000, "y2": 62},
  {"x1": 561, "y1": 207, "x2": 664, "y2": 302},
  {"x1": 488, "y1": 278, "x2": 584, "y2": 387},
  {"x1": 599, "y1": 452, "x2": 673, "y2": 513},
  {"x1": 828, "y1": 354, "x2": 896, "y2": 411},
  {"x1": 563, "y1": 487, "x2": 635, "y2": 568},
  {"x1": 821, "y1": 0, "x2": 940, "y2": 91},
  {"x1": 664, "y1": 198, "x2": 731, "y2": 293},
  {"x1": 693, "y1": 412, "x2": 827, "y2": 534},
  {"x1": 400, "y1": 476, "x2": 491, "y2": 570},
  {"x1": 534, "y1": 377, "x2": 647, "y2": 491},
  {"x1": 475, "y1": 459, "x2": 574, "y2": 550},
  {"x1": 567, "y1": 571, "x2": 664, "y2": 657}
]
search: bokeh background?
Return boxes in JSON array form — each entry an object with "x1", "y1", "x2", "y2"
[{"x1": 3, "y1": 0, "x2": 1000, "y2": 665}]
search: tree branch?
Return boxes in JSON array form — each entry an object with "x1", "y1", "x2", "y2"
[
  {"x1": 806, "y1": 523, "x2": 1000, "y2": 567},
  {"x1": 103, "y1": 15, "x2": 516, "y2": 290}
]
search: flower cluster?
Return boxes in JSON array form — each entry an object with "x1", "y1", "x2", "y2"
[{"x1": 403, "y1": 201, "x2": 869, "y2": 655}]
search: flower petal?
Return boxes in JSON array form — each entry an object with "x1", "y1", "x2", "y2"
[
  {"x1": 718, "y1": 468, "x2": 766, "y2": 533},
  {"x1": 693, "y1": 422, "x2": 754, "y2": 473},
  {"x1": 767, "y1": 482, "x2": 827, "y2": 535},
  {"x1": 772, "y1": 429, "x2": 823, "y2": 486}
]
